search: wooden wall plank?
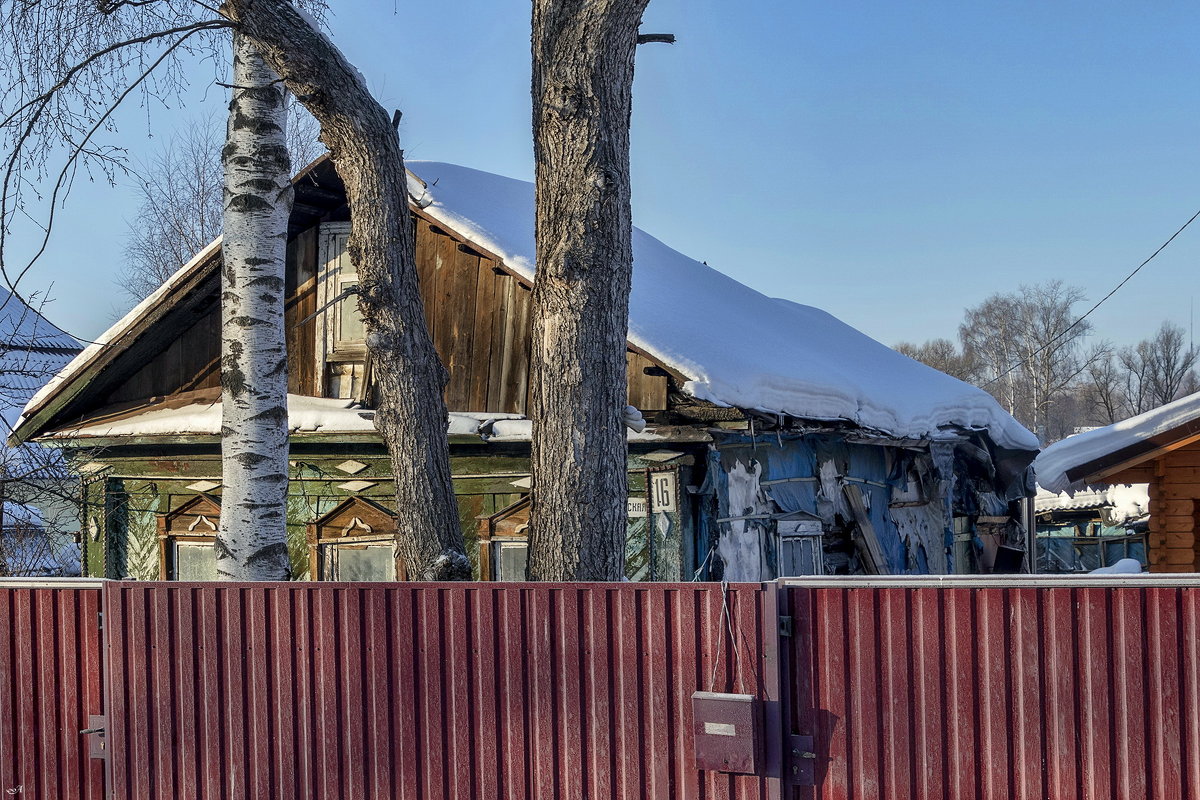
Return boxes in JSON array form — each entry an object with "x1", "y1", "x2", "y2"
[
  {"x1": 510, "y1": 283, "x2": 532, "y2": 415},
  {"x1": 468, "y1": 260, "x2": 498, "y2": 412},
  {"x1": 443, "y1": 247, "x2": 480, "y2": 411},
  {"x1": 414, "y1": 219, "x2": 437, "y2": 338}
]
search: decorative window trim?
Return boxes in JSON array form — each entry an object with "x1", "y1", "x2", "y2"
[
  {"x1": 157, "y1": 494, "x2": 221, "y2": 580},
  {"x1": 306, "y1": 496, "x2": 406, "y2": 581},
  {"x1": 476, "y1": 495, "x2": 531, "y2": 581}
]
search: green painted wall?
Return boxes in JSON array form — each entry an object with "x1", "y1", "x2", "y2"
[{"x1": 76, "y1": 446, "x2": 697, "y2": 581}]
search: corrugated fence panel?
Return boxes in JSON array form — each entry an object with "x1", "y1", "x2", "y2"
[
  {"x1": 0, "y1": 583, "x2": 105, "y2": 800},
  {"x1": 104, "y1": 581, "x2": 778, "y2": 800},
  {"x1": 784, "y1": 585, "x2": 1200, "y2": 800}
]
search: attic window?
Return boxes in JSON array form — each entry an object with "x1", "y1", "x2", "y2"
[{"x1": 317, "y1": 222, "x2": 367, "y2": 399}]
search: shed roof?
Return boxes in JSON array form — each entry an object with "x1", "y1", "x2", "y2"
[{"x1": 1035, "y1": 391, "x2": 1200, "y2": 493}]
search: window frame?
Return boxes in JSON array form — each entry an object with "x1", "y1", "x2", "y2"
[{"x1": 316, "y1": 222, "x2": 367, "y2": 397}]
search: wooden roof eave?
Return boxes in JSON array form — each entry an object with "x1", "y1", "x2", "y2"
[
  {"x1": 16, "y1": 156, "x2": 694, "y2": 445},
  {"x1": 1071, "y1": 426, "x2": 1200, "y2": 486},
  {"x1": 9, "y1": 246, "x2": 223, "y2": 446}
]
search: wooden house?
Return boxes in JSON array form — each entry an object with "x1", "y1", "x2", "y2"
[
  {"x1": 11, "y1": 157, "x2": 1039, "y2": 580},
  {"x1": 1037, "y1": 394, "x2": 1200, "y2": 572}
]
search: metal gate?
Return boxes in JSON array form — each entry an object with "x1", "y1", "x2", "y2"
[
  {"x1": 779, "y1": 575, "x2": 1200, "y2": 800},
  {"x1": 0, "y1": 579, "x2": 106, "y2": 800}
]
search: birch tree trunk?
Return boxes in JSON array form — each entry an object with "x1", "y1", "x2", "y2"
[
  {"x1": 221, "y1": 2, "x2": 469, "y2": 580},
  {"x1": 215, "y1": 32, "x2": 293, "y2": 581},
  {"x1": 526, "y1": 0, "x2": 651, "y2": 580}
]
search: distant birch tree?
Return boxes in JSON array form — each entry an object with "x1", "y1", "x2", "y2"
[
  {"x1": 961, "y1": 281, "x2": 1099, "y2": 439},
  {"x1": 526, "y1": 0, "x2": 664, "y2": 580}
]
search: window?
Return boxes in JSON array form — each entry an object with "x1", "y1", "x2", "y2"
[
  {"x1": 494, "y1": 541, "x2": 528, "y2": 582},
  {"x1": 174, "y1": 541, "x2": 218, "y2": 581},
  {"x1": 316, "y1": 223, "x2": 367, "y2": 399},
  {"x1": 320, "y1": 542, "x2": 395, "y2": 582},
  {"x1": 477, "y1": 495, "x2": 531, "y2": 581},
  {"x1": 307, "y1": 496, "x2": 405, "y2": 581},
  {"x1": 777, "y1": 514, "x2": 824, "y2": 577},
  {"x1": 157, "y1": 494, "x2": 221, "y2": 580},
  {"x1": 1035, "y1": 532, "x2": 1147, "y2": 573}
]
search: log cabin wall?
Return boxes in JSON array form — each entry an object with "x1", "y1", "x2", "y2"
[
  {"x1": 98, "y1": 217, "x2": 670, "y2": 414},
  {"x1": 1112, "y1": 443, "x2": 1200, "y2": 572}
]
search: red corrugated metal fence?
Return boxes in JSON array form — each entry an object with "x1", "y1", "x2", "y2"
[
  {"x1": 0, "y1": 580, "x2": 105, "y2": 800},
  {"x1": 782, "y1": 581, "x2": 1200, "y2": 800},
  {"x1": 103, "y1": 581, "x2": 780, "y2": 800},
  {"x1": 8, "y1": 577, "x2": 1200, "y2": 799}
]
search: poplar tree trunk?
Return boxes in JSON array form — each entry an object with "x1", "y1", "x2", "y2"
[
  {"x1": 221, "y1": 2, "x2": 470, "y2": 580},
  {"x1": 215, "y1": 32, "x2": 292, "y2": 581},
  {"x1": 527, "y1": 0, "x2": 651, "y2": 580}
]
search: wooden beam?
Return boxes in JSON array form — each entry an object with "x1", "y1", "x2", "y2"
[{"x1": 1078, "y1": 429, "x2": 1200, "y2": 485}]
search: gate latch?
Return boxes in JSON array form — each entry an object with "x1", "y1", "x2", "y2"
[
  {"x1": 786, "y1": 734, "x2": 816, "y2": 785},
  {"x1": 80, "y1": 715, "x2": 107, "y2": 760}
]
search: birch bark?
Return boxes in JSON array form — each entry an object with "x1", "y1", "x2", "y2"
[
  {"x1": 527, "y1": 0, "x2": 651, "y2": 580},
  {"x1": 221, "y1": 1, "x2": 469, "y2": 579},
  {"x1": 215, "y1": 32, "x2": 292, "y2": 581}
]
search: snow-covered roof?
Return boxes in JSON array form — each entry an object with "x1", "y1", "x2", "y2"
[
  {"x1": 20, "y1": 160, "x2": 1037, "y2": 452},
  {"x1": 1035, "y1": 484, "x2": 1150, "y2": 524},
  {"x1": 1035, "y1": 391, "x2": 1200, "y2": 493},
  {"x1": 0, "y1": 287, "x2": 80, "y2": 430},
  {"x1": 0, "y1": 288, "x2": 78, "y2": 353},
  {"x1": 406, "y1": 162, "x2": 1038, "y2": 452}
]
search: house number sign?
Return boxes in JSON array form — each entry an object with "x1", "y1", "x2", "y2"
[{"x1": 650, "y1": 472, "x2": 678, "y2": 513}]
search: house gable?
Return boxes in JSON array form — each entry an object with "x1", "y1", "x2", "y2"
[{"x1": 13, "y1": 158, "x2": 674, "y2": 442}]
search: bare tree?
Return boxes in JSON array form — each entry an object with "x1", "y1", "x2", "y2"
[
  {"x1": 525, "y1": 0, "x2": 658, "y2": 580},
  {"x1": 1081, "y1": 342, "x2": 1123, "y2": 425},
  {"x1": 1142, "y1": 320, "x2": 1198, "y2": 407},
  {"x1": 121, "y1": 105, "x2": 322, "y2": 301},
  {"x1": 893, "y1": 338, "x2": 977, "y2": 382},
  {"x1": 961, "y1": 281, "x2": 1100, "y2": 439},
  {"x1": 224, "y1": 0, "x2": 469, "y2": 579}
]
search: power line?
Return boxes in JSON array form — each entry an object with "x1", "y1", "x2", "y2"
[{"x1": 982, "y1": 205, "x2": 1200, "y2": 388}]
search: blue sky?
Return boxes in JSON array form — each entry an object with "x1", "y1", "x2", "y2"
[{"x1": 12, "y1": 1, "x2": 1200, "y2": 350}]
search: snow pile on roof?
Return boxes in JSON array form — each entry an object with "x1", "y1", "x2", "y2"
[
  {"x1": 1035, "y1": 483, "x2": 1150, "y2": 524},
  {"x1": 1035, "y1": 391, "x2": 1200, "y2": 493},
  {"x1": 1090, "y1": 558, "x2": 1143, "y2": 575},
  {"x1": 407, "y1": 162, "x2": 1038, "y2": 452},
  {"x1": 58, "y1": 395, "x2": 679, "y2": 443},
  {"x1": 56, "y1": 394, "x2": 378, "y2": 438}
]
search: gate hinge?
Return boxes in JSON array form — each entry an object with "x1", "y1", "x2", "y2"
[{"x1": 778, "y1": 615, "x2": 793, "y2": 637}]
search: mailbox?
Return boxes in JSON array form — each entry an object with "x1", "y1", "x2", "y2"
[{"x1": 691, "y1": 691, "x2": 761, "y2": 774}]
